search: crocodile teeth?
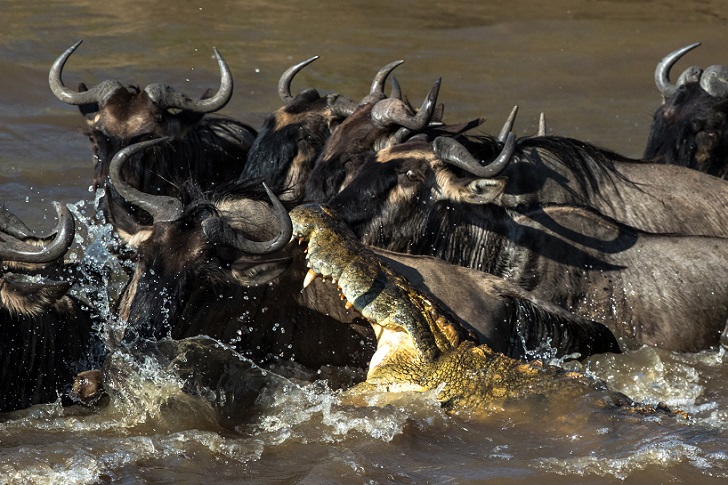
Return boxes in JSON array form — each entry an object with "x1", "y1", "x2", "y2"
[
  {"x1": 303, "y1": 269, "x2": 318, "y2": 289},
  {"x1": 344, "y1": 300, "x2": 353, "y2": 310}
]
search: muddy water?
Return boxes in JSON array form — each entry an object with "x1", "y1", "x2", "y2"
[{"x1": 1, "y1": 0, "x2": 728, "y2": 483}]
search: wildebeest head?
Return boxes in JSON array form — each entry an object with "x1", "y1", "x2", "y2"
[
  {"x1": 109, "y1": 139, "x2": 293, "y2": 342},
  {"x1": 645, "y1": 42, "x2": 728, "y2": 178},
  {"x1": 328, "y1": 133, "x2": 514, "y2": 251},
  {"x1": 304, "y1": 65, "x2": 445, "y2": 203},
  {"x1": 49, "y1": 41, "x2": 254, "y2": 229},
  {"x1": 241, "y1": 56, "x2": 357, "y2": 200},
  {"x1": 0, "y1": 202, "x2": 76, "y2": 316}
]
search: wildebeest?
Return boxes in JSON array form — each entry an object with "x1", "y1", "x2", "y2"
[
  {"x1": 644, "y1": 42, "x2": 728, "y2": 178},
  {"x1": 49, "y1": 40, "x2": 257, "y2": 234},
  {"x1": 302, "y1": 71, "x2": 446, "y2": 202},
  {"x1": 239, "y1": 56, "x2": 358, "y2": 201},
  {"x1": 327, "y1": 137, "x2": 728, "y2": 352},
  {"x1": 445, "y1": 116, "x2": 728, "y2": 237},
  {"x1": 108, "y1": 139, "x2": 619, "y2": 373},
  {"x1": 0, "y1": 202, "x2": 95, "y2": 411}
]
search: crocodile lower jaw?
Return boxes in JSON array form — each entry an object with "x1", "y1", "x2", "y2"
[{"x1": 369, "y1": 322, "x2": 421, "y2": 380}]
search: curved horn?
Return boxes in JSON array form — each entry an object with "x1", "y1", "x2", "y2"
[
  {"x1": 498, "y1": 106, "x2": 518, "y2": 142},
  {"x1": 360, "y1": 60, "x2": 404, "y2": 105},
  {"x1": 49, "y1": 40, "x2": 124, "y2": 106},
  {"x1": 108, "y1": 138, "x2": 184, "y2": 222},
  {"x1": 537, "y1": 112, "x2": 546, "y2": 137},
  {"x1": 0, "y1": 206, "x2": 35, "y2": 239},
  {"x1": 433, "y1": 133, "x2": 515, "y2": 178},
  {"x1": 370, "y1": 78, "x2": 441, "y2": 130},
  {"x1": 144, "y1": 48, "x2": 233, "y2": 113},
  {"x1": 328, "y1": 93, "x2": 358, "y2": 118},
  {"x1": 655, "y1": 42, "x2": 701, "y2": 100},
  {"x1": 389, "y1": 76, "x2": 402, "y2": 100},
  {"x1": 0, "y1": 202, "x2": 75, "y2": 264},
  {"x1": 202, "y1": 183, "x2": 292, "y2": 254},
  {"x1": 278, "y1": 56, "x2": 319, "y2": 104},
  {"x1": 700, "y1": 65, "x2": 728, "y2": 98}
]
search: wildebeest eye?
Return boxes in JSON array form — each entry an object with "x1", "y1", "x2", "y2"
[{"x1": 405, "y1": 169, "x2": 419, "y2": 182}]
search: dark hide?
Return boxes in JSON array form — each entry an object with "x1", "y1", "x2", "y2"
[
  {"x1": 455, "y1": 135, "x2": 728, "y2": 237},
  {"x1": 329, "y1": 144, "x2": 728, "y2": 351},
  {"x1": 239, "y1": 89, "x2": 345, "y2": 202},
  {"x1": 0, "y1": 275, "x2": 95, "y2": 411},
  {"x1": 644, "y1": 82, "x2": 728, "y2": 178}
]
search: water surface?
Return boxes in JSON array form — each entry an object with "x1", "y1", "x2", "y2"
[{"x1": 1, "y1": 1, "x2": 727, "y2": 483}]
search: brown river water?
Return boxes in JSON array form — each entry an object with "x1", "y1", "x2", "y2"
[{"x1": 2, "y1": 1, "x2": 728, "y2": 483}]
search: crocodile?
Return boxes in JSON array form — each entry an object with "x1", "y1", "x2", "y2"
[{"x1": 290, "y1": 203, "x2": 680, "y2": 415}]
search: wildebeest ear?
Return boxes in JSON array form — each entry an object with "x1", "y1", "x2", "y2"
[
  {"x1": 459, "y1": 178, "x2": 507, "y2": 204},
  {"x1": 0, "y1": 276, "x2": 70, "y2": 316}
]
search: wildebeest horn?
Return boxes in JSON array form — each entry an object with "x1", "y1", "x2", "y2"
[
  {"x1": 278, "y1": 56, "x2": 319, "y2": 104},
  {"x1": 370, "y1": 78, "x2": 441, "y2": 130},
  {"x1": 434, "y1": 133, "x2": 515, "y2": 178},
  {"x1": 144, "y1": 48, "x2": 233, "y2": 113},
  {"x1": 49, "y1": 40, "x2": 124, "y2": 106},
  {"x1": 0, "y1": 202, "x2": 74, "y2": 263},
  {"x1": 0, "y1": 206, "x2": 35, "y2": 239},
  {"x1": 655, "y1": 42, "x2": 701, "y2": 100},
  {"x1": 360, "y1": 60, "x2": 404, "y2": 105},
  {"x1": 328, "y1": 93, "x2": 359, "y2": 118},
  {"x1": 699, "y1": 65, "x2": 728, "y2": 98},
  {"x1": 537, "y1": 112, "x2": 546, "y2": 136},
  {"x1": 498, "y1": 106, "x2": 518, "y2": 142},
  {"x1": 390, "y1": 76, "x2": 402, "y2": 100},
  {"x1": 202, "y1": 184, "x2": 293, "y2": 255},
  {"x1": 108, "y1": 137, "x2": 184, "y2": 222}
]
